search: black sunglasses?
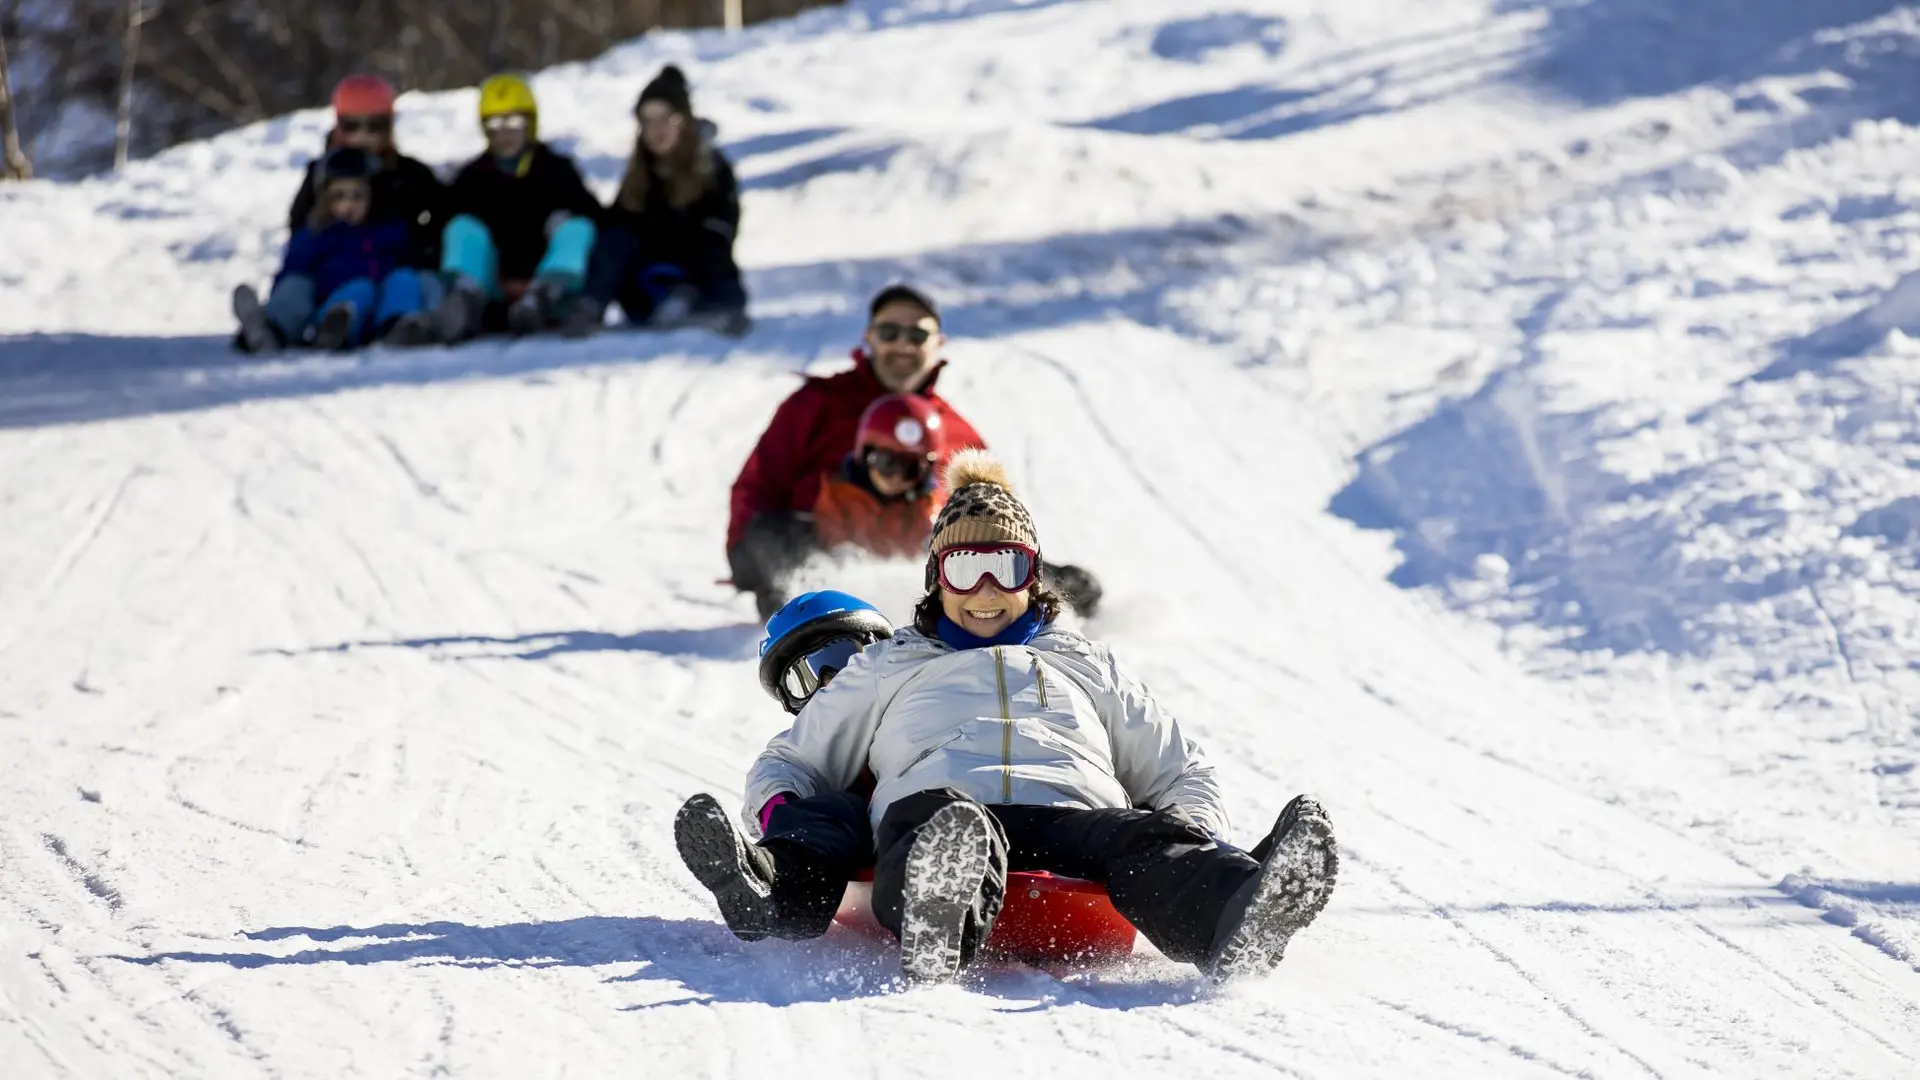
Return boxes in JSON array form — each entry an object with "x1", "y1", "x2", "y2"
[
  {"x1": 870, "y1": 321, "x2": 933, "y2": 346},
  {"x1": 339, "y1": 116, "x2": 392, "y2": 136}
]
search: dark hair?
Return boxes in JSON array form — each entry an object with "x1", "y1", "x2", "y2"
[
  {"x1": 912, "y1": 581, "x2": 1065, "y2": 637},
  {"x1": 869, "y1": 284, "x2": 941, "y2": 326}
]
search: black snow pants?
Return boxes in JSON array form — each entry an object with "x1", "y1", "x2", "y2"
[
  {"x1": 753, "y1": 789, "x2": 874, "y2": 939},
  {"x1": 762, "y1": 787, "x2": 1265, "y2": 965}
]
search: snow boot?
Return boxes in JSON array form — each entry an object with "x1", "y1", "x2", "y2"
[
  {"x1": 898, "y1": 801, "x2": 1005, "y2": 983},
  {"x1": 312, "y1": 303, "x2": 357, "y2": 351},
  {"x1": 383, "y1": 311, "x2": 439, "y2": 348},
  {"x1": 558, "y1": 297, "x2": 605, "y2": 339},
  {"x1": 648, "y1": 285, "x2": 699, "y2": 328},
  {"x1": 436, "y1": 279, "x2": 486, "y2": 344},
  {"x1": 232, "y1": 285, "x2": 284, "y2": 355},
  {"x1": 675, "y1": 793, "x2": 781, "y2": 942},
  {"x1": 1206, "y1": 795, "x2": 1338, "y2": 982},
  {"x1": 712, "y1": 307, "x2": 752, "y2": 339},
  {"x1": 508, "y1": 279, "x2": 564, "y2": 335}
]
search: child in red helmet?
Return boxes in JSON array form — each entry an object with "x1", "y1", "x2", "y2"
[
  {"x1": 234, "y1": 74, "x2": 448, "y2": 352},
  {"x1": 811, "y1": 394, "x2": 948, "y2": 558}
]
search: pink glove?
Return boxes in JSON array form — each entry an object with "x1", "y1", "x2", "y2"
[{"x1": 758, "y1": 793, "x2": 792, "y2": 832}]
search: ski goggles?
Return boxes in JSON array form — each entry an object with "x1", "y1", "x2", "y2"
[
  {"x1": 338, "y1": 116, "x2": 392, "y2": 136},
  {"x1": 774, "y1": 636, "x2": 866, "y2": 712},
  {"x1": 483, "y1": 114, "x2": 531, "y2": 133},
  {"x1": 864, "y1": 447, "x2": 930, "y2": 481},
  {"x1": 871, "y1": 321, "x2": 933, "y2": 346},
  {"x1": 933, "y1": 543, "x2": 1040, "y2": 595}
]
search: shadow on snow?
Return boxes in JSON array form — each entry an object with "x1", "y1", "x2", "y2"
[
  {"x1": 115, "y1": 913, "x2": 1207, "y2": 1010},
  {"x1": 0, "y1": 213, "x2": 1289, "y2": 431},
  {"x1": 281, "y1": 624, "x2": 764, "y2": 663}
]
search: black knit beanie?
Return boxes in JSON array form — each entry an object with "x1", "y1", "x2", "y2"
[{"x1": 638, "y1": 65, "x2": 693, "y2": 117}]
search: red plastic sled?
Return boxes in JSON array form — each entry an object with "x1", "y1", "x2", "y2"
[{"x1": 837, "y1": 868, "x2": 1136, "y2": 964}]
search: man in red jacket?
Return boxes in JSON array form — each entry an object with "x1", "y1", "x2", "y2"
[{"x1": 728, "y1": 285, "x2": 986, "y2": 617}]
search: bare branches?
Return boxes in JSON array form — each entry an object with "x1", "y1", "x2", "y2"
[
  {"x1": 10, "y1": 0, "x2": 841, "y2": 176},
  {"x1": 1, "y1": 21, "x2": 31, "y2": 179}
]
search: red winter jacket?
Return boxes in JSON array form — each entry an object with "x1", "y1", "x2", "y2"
[{"x1": 727, "y1": 353, "x2": 986, "y2": 552}]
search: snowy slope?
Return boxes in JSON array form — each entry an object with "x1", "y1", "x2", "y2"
[{"x1": 4, "y1": 1, "x2": 1920, "y2": 1077}]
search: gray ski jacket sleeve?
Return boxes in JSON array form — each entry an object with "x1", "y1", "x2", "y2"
[{"x1": 741, "y1": 628, "x2": 1231, "y2": 840}]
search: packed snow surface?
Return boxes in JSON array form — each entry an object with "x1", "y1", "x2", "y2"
[{"x1": 3, "y1": 1, "x2": 1919, "y2": 1077}]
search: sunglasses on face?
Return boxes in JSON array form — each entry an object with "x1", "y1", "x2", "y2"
[
  {"x1": 870, "y1": 321, "x2": 933, "y2": 346},
  {"x1": 483, "y1": 114, "x2": 530, "y2": 133},
  {"x1": 865, "y1": 447, "x2": 930, "y2": 481},
  {"x1": 935, "y1": 544, "x2": 1040, "y2": 595},
  {"x1": 338, "y1": 116, "x2": 392, "y2": 136}
]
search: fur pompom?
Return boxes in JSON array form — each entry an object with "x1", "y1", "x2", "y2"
[{"x1": 944, "y1": 449, "x2": 1011, "y2": 492}]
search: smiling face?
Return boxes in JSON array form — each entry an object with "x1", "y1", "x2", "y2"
[
  {"x1": 939, "y1": 579, "x2": 1031, "y2": 638},
  {"x1": 865, "y1": 300, "x2": 943, "y2": 392}
]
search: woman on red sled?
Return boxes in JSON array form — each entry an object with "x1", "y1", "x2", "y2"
[{"x1": 675, "y1": 452, "x2": 1339, "y2": 983}]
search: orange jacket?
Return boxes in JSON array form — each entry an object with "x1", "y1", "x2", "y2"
[{"x1": 812, "y1": 470, "x2": 942, "y2": 559}]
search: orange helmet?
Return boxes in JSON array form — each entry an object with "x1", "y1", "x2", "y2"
[
  {"x1": 332, "y1": 74, "x2": 397, "y2": 118},
  {"x1": 855, "y1": 393, "x2": 944, "y2": 462}
]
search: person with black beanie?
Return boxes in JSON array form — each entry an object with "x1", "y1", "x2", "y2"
[{"x1": 562, "y1": 65, "x2": 750, "y2": 338}]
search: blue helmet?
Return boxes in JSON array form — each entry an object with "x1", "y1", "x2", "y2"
[{"x1": 758, "y1": 591, "x2": 893, "y2": 714}]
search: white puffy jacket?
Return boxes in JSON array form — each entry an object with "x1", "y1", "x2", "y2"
[{"x1": 743, "y1": 625, "x2": 1229, "y2": 839}]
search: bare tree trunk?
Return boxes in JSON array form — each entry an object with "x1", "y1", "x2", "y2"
[
  {"x1": 114, "y1": 0, "x2": 147, "y2": 170},
  {"x1": 724, "y1": 0, "x2": 743, "y2": 32},
  {"x1": 0, "y1": 25, "x2": 30, "y2": 180}
]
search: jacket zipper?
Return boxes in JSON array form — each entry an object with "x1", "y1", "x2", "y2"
[
  {"x1": 993, "y1": 647, "x2": 1012, "y2": 802},
  {"x1": 1033, "y1": 656, "x2": 1049, "y2": 709}
]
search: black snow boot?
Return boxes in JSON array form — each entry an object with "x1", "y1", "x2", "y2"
[
  {"x1": 383, "y1": 311, "x2": 439, "y2": 348},
  {"x1": 558, "y1": 297, "x2": 605, "y2": 339},
  {"x1": 898, "y1": 801, "x2": 1005, "y2": 983},
  {"x1": 676, "y1": 793, "x2": 784, "y2": 941},
  {"x1": 312, "y1": 304, "x2": 357, "y2": 351},
  {"x1": 1206, "y1": 795, "x2": 1338, "y2": 982},
  {"x1": 436, "y1": 279, "x2": 487, "y2": 344},
  {"x1": 508, "y1": 278, "x2": 565, "y2": 335},
  {"x1": 232, "y1": 284, "x2": 285, "y2": 355}
]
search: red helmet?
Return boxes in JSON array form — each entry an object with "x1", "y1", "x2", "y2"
[
  {"x1": 332, "y1": 74, "x2": 397, "y2": 118},
  {"x1": 855, "y1": 393, "x2": 944, "y2": 461}
]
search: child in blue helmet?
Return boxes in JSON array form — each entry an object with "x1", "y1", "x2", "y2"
[{"x1": 677, "y1": 591, "x2": 890, "y2": 942}]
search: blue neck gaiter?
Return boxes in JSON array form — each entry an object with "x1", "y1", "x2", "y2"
[{"x1": 935, "y1": 606, "x2": 1045, "y2": 650}]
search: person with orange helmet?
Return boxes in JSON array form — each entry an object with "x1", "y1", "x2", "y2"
[
  {"x1": 811, "y1": 393, "x2": 949, "y2": 559},
  {"x1": 234, "y1": 74, "x2": 448, "y2": 351},
  {"x1": 291, "y1": 75, "x2": 446, "y2": 277},
  {"x1": 234, "y1": 76, "x2": 447, "y2": 353}
]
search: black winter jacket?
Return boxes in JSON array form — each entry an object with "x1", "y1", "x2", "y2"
[
  {"x1": 601, "y1": 141, "x2": 742, "y2": 283},
  {"x1": 445, "y1": 144, "x2": 602, "y2": 281}
]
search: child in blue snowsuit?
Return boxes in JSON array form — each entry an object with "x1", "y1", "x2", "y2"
[
  {"x1": 234, "y1": 148, "x2": 432, "y2": 352},
  {"x1": 432, "y1": 73, "x2": 601, "y2": 342}
]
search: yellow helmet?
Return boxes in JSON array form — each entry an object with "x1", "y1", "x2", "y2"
[{"x1": 478, "y1": 73, "x2": 538, "y2": 137}]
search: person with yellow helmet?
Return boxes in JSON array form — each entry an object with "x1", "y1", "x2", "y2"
[{"x1": 434, "y1": 73, "x2": 602, "y2": 342}]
